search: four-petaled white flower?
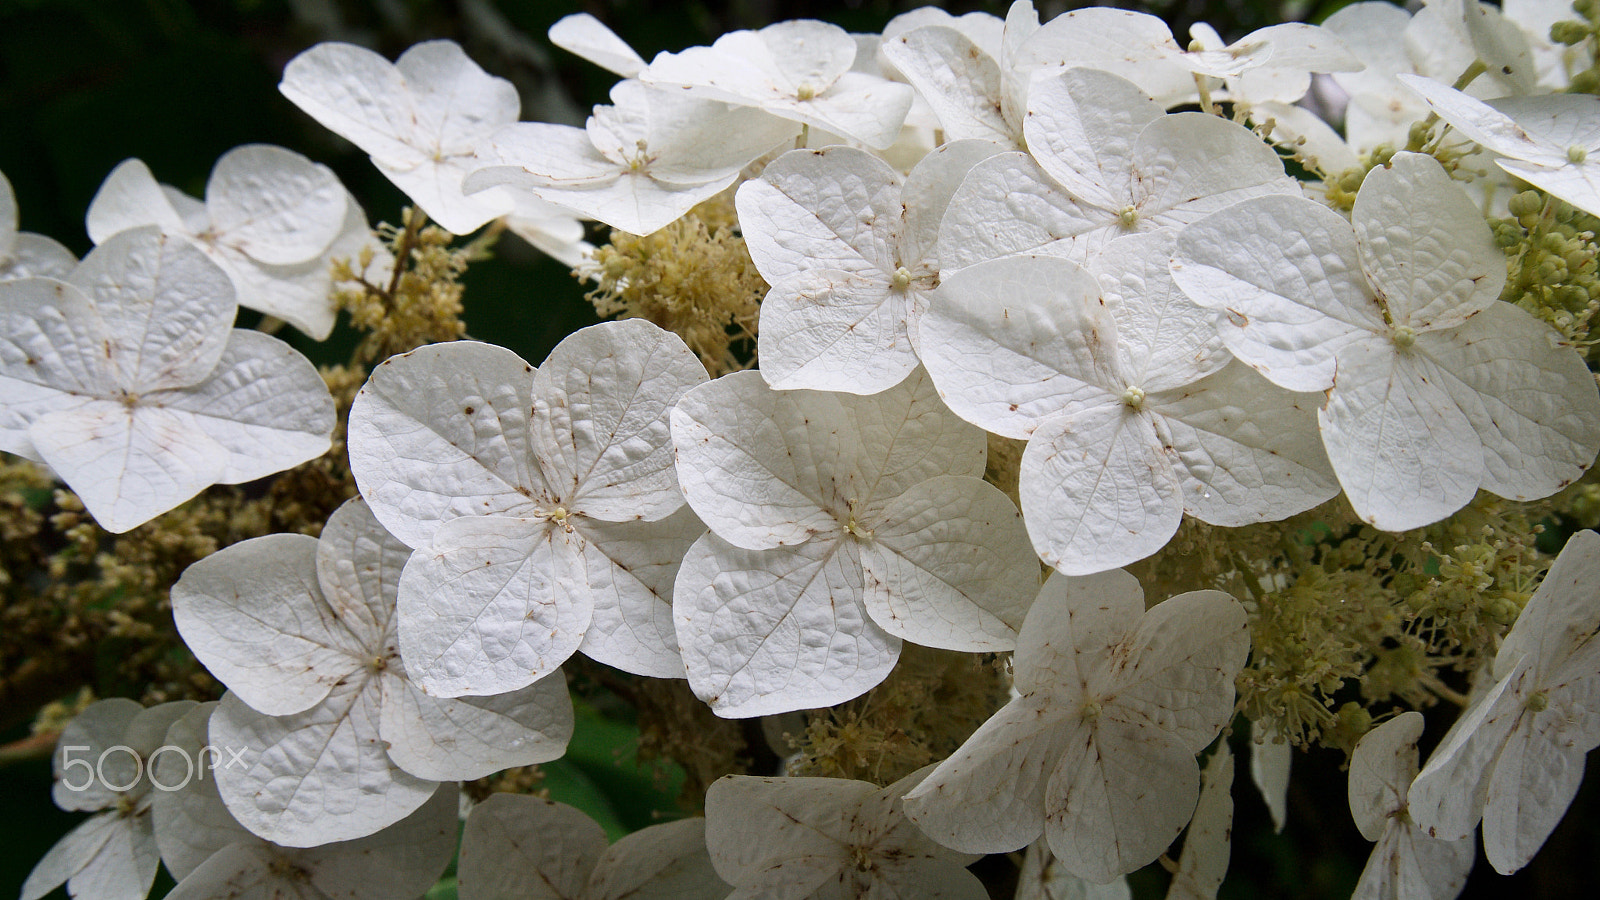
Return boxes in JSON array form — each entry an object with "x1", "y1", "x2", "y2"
[
  {"x1": 170, "y1": 498, "x2": 574, "y2": 846},
  {"x1": 467, "y1": 80, "x2": 797, "y2": 237},
  {"x1": 640, "y1": 19, "x2": 916, "y2": 150},
  {"x1": 1409, "y1": 529, "x2": 1600, "y2": 874},
  {"x1": 86, "y1": 146, "x2": 364, "y2": 340},
  {"x1": 939, "y1": 66, "x2": 1299, "y2": 273},
  {"x1": 1347, "y1": 711, "x2": 1475, "y2": 900},
  {"x1": 1172, "y1": 151, "x2": 1600, "y2": 531},
  {"x1": 706, "y1": 768, "x2": 988, "y2": 900},
  {"x1": 1399, "y1": 74, "x2": 1600, "y2": 220},
  {"x1": 902, "y1": 568, "x2": 1249, "y2": 883},
  {"x1": 921, "y1": 233, "x2": 1337, "y2": 574},
  {"x1": 279, "y1": 40, "x2": 520, "y2": 234},
  {"x1": 0, "y1": 227, "x2": 335, "y2": 533},
  {"x1": 735, "y1": 141, "x2": 998, "y2": 393},
  {"x1": 670, "y1": 367, "x2": 1038, "y2": 716},
  {"x1": 458, "y1": 794, "x2": 728, "y2": 900},
  {"x1": 348, "y1": 319, "x2": 710, "y2": 693}
]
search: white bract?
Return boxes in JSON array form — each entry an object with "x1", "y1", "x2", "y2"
[
  {"x1": 0, "y1": 227, "x2": 334, "y2": 533},
  {"x1": 170, "y1": 498, "x2": 573, "y2": 846},
  {"x1": 902, "y1": 569, "x2": 1249, "y2": 883},
  {"x1": 1172, "y1": 151, "x2": 1600, "y2": 531},
  {"x1": 151, "y1": 703, "x2": 461, "y2": 900},
  {"x1": 24, "y1": 699, "x2": 196, "y2": 900},
  {"x1": 705, "y1": 768, "x2": 986, "y2": 900},
  {"x1": 920, "y1": 234, "x2": 1336, "y2": 574},
  {"x1": 466, "y1": 79, "x2": 796, "y2": 237},
  {"x1": 670, "y1": 368, "x2": 1037, "y2": 716},
  {"x1": 458, "y1": 794, "x2": 727, "y2": 900},
  {"x1": 1399, "y1": 74, "x2": 1600, "y2": 220},
  {"x1": 85, "y1": 147, "x2": 362, "y2": 339},
  {"x1": 0, "y1": 167, "x2": 75, "y2": 281},
  {"x1": 735, "y1": 141, "x2": 997, "y2": 393},
  {"x1": 640, "y1": 19, "x2": 916, "y2": 150},
  {"x1": 1165, "y1": 744, "x2": 1234, "y2": 900},
  {"x1": 279, "y1": 40, "x2": 519, "y2": 234},
  {"x1": 348, "y1": 319, "x2": 709, "y2": 693},
  {"x1": 1409, "y1": 529, "x2": 1600, "y2": 874},
  {"x1": 939, "y1": 66, "x2": 1299, "y2": 272},
  {"x1": 879, "y1": 0, "x2": 1038, "y2": 147},
  {"x1": 1347, "y1": 711, "x2": 1475, "y2": 900}
]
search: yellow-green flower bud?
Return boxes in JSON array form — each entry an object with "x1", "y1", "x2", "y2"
[
  {"x1": 1551, "y1": 20, "x2": 1593, "y2": 45},
  {"x1": 1509, "y1": 190, "x2": 1545, "y2": 219}
]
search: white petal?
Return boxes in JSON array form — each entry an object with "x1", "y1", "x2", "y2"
[
  {"x1": 938, "y1": 152, "x2": 1100, "y2": 271},
  {"x1": 206, "y1": 144, "x2": 347, "y2": 265},
  {"x1": 755, "y1": 269, "x2": 918, "y2": 394},
  {"x1": 1409, "y1": 658, "x2": 1530, "y2": 841},
  {"x1": 588, "y1": 818, "x2": 729, "y2": 900},
  {"x1": 1320, "y1": 339, "x2": 1482, "y2": 530},
  {"x1": 861, "y1": 475, "x2": 1035, "y2": 650},
  {"x1": 1249, "y1": 721, "x2": 1291, "y2": 835},
  {"x1": 209, "y1": 685, "x2": 439, "y2": 847},
  {"x1": 1105, "y1": 590, "x2": 1250, "y2": 751},
  {"x1": 279, "y1": 43, "x2": 431, "y2": 168},
  {"x1": 532, "y1": 319, "x2": 706, "y2": 522},
  {"x1": 348, "y1": 340, "x2": 542, "y2": 549},
  {"x1": 84, "y1": 159, "x2": 188, "y2": 245},
  {"x1": 575, "y1": 507, "x2": 706, "y2": 678},
  {"x1": 1353, "y1": 152, "x2": 1502, "y2": 329},
  {"x1": 171, "y1": 532, "x2": 360, "y2": 716},
  {"x1": 549, "y1": 13, "x2": 646, "y2": 77},
  {"x1": 1171, "y1": 195, "x2": 1382, "y2": 393},
  {"x1": 149, "y1": 703, "x2": 254, "y2": 881},
  {"x1": 675, "y1": 533, "x2": 896, "y2": 718},
  {"x1": 1093, "y1": 232, "x2": 1229, "y2": 393},
  {"x1": 1024, "y1": 68, "x2": 1162, "y2": 213},
  {"x1": 1019, "y1": 403, "x2": 1183, "y2": 575},
  {"x1": 290, "y1": 783, "x2": 460, "y2": 899},
  {"x1": 378, "y1": 155, "x2": 511, "y2": 235},
  {"x1": 1, "y1": 232, "x2": 77, "y2": 281},
  {"x1": 22, "y1": 811, "x2": 156, "y2": 900},
  {"x1": 1166, "y1": 743, "x2": 1233, "y2": 900},
  {"x1": 51, "y1": 699, "x2": 144, "y2": 812},
  {"x1": 379, "y1": 667, "x2": 573, "y2": 780},
  {"x1": 458, "y1": 794, "x2": 608, "y2": 900},
  {"x1": 704, "y1": 775, "x2": 858, "y2": 897},
  {"x1": 396, "y1": 516, "x2": 586, "y2": 698},
  {"x1": 737, "y1": 145, "x2": 902, "y2": 283},
  {"x1": 880, "y1": 25, "x2": 1014, "y2": 145},
  {"x1": 1349, "y1": 711, "x2": 1425, "y2": 841}
]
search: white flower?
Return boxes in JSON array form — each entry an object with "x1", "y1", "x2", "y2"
[
  {"x1": 706, "y1": 768, "x2": 987, "y2": 900},
  {"x1": 457, "y1": 794, "x2": 727, "y2": 900},
  {"x1": 639, "y1": 19, "x2": 916, "y2": 149},
  {"x1": 348, "y1": 320, "x2": 710, "y2": 692},
  {"x1": 170, "y1": 498, "x2": 573, "y2": 845},
  {"x1": 902, "y1": 569, "x2": 1249, "y2": 883},
  {"x1": 1, "y1": 167, "x2": 75, "y2": 281},
  {"x1": 279, "y1": 40, "x2": 519, "y2": 234},
  {"x1": 735, "y1": 140, "x2": 998, "y2": 393},
  {"x1": 466, "y1": 80, "x2": 796, "y2": 237},
  {"x1": 1171, "y1": 151, "x2": 1600, "y2": 530},
  {"x1": 0, "y1": 227, "x2": 335, "y2": 533},
  {"x1": 151, "y1": 703, "x2": 461, "y2": 900},
  {"x1": 85, "y1": 146, "x2": 361, "y2": 339},
  {"x1": 23, "y1": 699, "x2": 196, "y2": 900},
  {"x1": 920, "y1": 234, "x2": 1336, "y2": 575},
  {"x1": 670, "y1": 368, "x2": 1037, "y2": 716},
  {"x1": 940, "y1": 66, "x2": 1298, "y2": 273},
  {"x1": 1409, "y1": 529, "x2": 1600, "y2": 874},
  {"x1": 1399, "y1": 74, "x2": 1600, "y2": 219},
  {"x1": 1347, "y1": 711, "x2": 1475, "y2": 900}
]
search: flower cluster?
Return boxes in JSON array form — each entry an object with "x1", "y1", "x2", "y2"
[{"x1": 8, "y1": 2, "x2": 1600, "y2": 899}]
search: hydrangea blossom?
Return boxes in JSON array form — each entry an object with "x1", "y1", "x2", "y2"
[
  {"x1": 1399, "y1": 74, "x2": 1600, "y2": 219},
  {"x1": 920, "y1": 234, "x2": 1336, "y2": 574},
  {"x1": 1409, "y1": 529, "x2": 1600, "y2": 874},
  {"x1": 150, "y1": 703, "x2": 460, "y2": 900},
  {"x1": 170, "y1": 498, "x2": 573, "y2": 845},
  {"x1": 23, "y1": 699, "x2": 196, "y2": 900},
  {"x1": 902, "y1": 568, "x2": 1249, "y2": 883},
  {"x1": 639, "y1": 19, "x2": 916, "y2": 150},
  {"x1": 279, "y1": 40, "x2": 520, "y2": 235},
  {"x1": 85, "y1": 146, "x2": 364, "y2": 339},
  {"x1": 670, "y1": 368, "x2": 1037, "y2": 716},
  {"x1": 458, "y1": 794, "x2": 727, "y2": 900},
  {"x1": 348, "y1": 319, "x2": 710, "y2": 693},
  {"x1": 734, "y1": 141, "x2": 997, "y2": 393},
  {"x1": 1172, "y1": 151, "x2": 1600, "y2": 530},
  {"x1": 939, "y1": 66, "x2": 1299, "y2": 273},
  {"x1": 0, "y1": 227, "x2": 335, "y2": 532},
  {"x1": 1346, "y1": 711, "x2": 1475, "y2": 900},
  {"x1": 705, "y1": 768, "x2": 987, "y2": 899}
]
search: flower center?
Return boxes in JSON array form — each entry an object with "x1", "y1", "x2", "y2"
[
  {"x1": 543, "y1": 506, "x2": 576, "y2": 533},
  {"x1": 1391, "y1": 325, "x2": 1417, "y2": 350},
  {"x1": 1120, "y1": 385, "x2": 1146, "y2": 410},
  {"x1": 1117, "y1": 205, "x2": 1140, "y2": 228},
  {"x1": 892, "y1": 266, "x2": 912, "y2": 290},
  {"x1": 1525, "y1": 690, "x2": 1549, "y2": 713},
  {"x1": 1569, "y1": 145, "x2": 1588, "y2": 165},
  {"x1": 796, "y1": 82, "x2": 817, "y2": 101}
]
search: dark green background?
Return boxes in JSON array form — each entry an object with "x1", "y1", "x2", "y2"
[{"x1": 0, "y1": 1, "x2": 1592, "y2": 898}]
